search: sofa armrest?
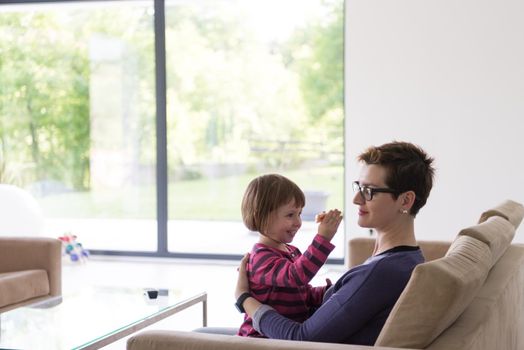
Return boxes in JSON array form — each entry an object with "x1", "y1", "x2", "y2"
[
  {"x1": 0, "y1": 237, "x2": 62, "y2": 297},
  {"x1": 348, "y1": 237, "x2": 451, "y2": 268},
  {"x1": 127, "y1": 330, "x2": 404, "y2": 350}
]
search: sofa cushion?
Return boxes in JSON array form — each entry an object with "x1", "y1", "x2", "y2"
[
  {"x1": 128, "y1": 329, "x2": 370, "y2": 350},
  {"x1": 458, "y1": 216, "x2": 515, "y2": 266},
  {"x1": 375, "y1": 235, "x2": 491, "y2": 349},
  {"x1": 0, "y1": 270, "x2": 50, "y2": 309},
  {"x1": 478, "y1": 199, "x2": 524, "y2": 228},
  {"x1": 426, "y1": 245, "x2": 524, "y2": 350}
]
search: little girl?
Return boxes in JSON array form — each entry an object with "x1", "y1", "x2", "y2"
[{"x1": 237, "y1": 173, "x2": 343, "y2": 337}]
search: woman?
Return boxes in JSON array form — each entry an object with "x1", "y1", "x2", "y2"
[{"x1": 234, "y1": 141, "x2": 435, "y2": 345}]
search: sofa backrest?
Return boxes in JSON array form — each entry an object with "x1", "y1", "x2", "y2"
[
  {"x1": 374, "y1": 235, "x2": 492, "y2": 349},
  {"x1": 375, "y1": 199, "x2": 524, "y2": 349},
  {"x1": 426, "y1": 244, "x2": 524, "y2": 350},
  {"x1": 458, "y1": 216, "x2": 514, "y2": 266},
  {"x1": 477, "y1": 199, "x2": 524, "y2": 228}
]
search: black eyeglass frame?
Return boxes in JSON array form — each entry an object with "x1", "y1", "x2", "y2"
[{"x1": 352, "y1": 181, "x2": 399, "y2": 201}]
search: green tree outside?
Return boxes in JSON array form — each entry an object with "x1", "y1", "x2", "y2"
[{"x1": 0, "y1": 1, "x2": 344, "y2": 220}]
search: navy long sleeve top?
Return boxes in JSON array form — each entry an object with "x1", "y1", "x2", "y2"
[{"x1": 252, "y1": 246, "x2": 424, "y2": 345}]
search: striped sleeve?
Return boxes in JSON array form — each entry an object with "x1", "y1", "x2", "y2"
[{"x1": 249, "y1": 234, "x2": 335, "y2": 288}]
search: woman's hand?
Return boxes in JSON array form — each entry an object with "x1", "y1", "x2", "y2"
[
  {"x1": 317, "y1": 209, "x2": 343, "y2": 241},
  {"x1": 235, "y1": 252, "x2": 263, "y2": 317},
  {"x1": 235, "y1": 253, "x2": 250, "y2": 299}
]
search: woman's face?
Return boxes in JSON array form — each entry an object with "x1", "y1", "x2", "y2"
[
  {"x1": 265, "y1": 199, "x2": 302, "y2": 244},
  {"x1": 353, "y1": 164, "x2": 403, "y2": 230}
]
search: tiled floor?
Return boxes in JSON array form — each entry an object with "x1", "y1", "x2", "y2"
[{"x1": 63, "y1": 256, "x2": 346, "y2": 349}]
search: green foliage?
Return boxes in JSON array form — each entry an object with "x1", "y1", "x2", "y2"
[
  {"x1": 0, "y1": 1, "x2": 344, "y2": 222},
  {"x1": 280, "y1": 0, "x2": 344, "y2": 150},
  {"x1": 0, "y1": 7, "x2": 156, "y2": 191},
  {"x1": 164, "y1": 2, "x2": 310, "y2": 169},
  {"x1": 0, "y1": 11, "x2": 91, "y2": 189}
]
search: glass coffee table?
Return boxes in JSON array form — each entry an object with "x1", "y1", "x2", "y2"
[{"x1": 0, "y1": 286, "x2": 207, "y2": 350}]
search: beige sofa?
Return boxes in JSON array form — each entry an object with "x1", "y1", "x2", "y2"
[
  {"x1": 127, "y1": 200, "x2": 524, "y2": 350},
  {"x1": 0, "y1": 237, "x2": 62, "y2": 313}
]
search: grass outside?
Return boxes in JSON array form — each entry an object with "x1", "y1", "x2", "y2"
[{"x1": 38, "y1": 166, "x2": 344, "y2": 221}]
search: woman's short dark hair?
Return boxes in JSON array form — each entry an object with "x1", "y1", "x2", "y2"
[
  {"x1": 358, "y1": 141, "x2": 435, "y2": 216},
  {"x1": 241, "y1": 174, "x2": 305, "y2": 233}
]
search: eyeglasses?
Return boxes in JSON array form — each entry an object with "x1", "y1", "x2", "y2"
[{"x1": 352, "y1": 181, "x2": 399, "y2": 201}]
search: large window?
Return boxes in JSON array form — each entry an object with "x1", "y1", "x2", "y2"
[
  {"x1": 0, "y1": 0, "x2": 344, "y2": 261},
  {"x1": 165, "y1": 0, "x2": 345, "y2": 259},
  {"x1": 0, "y1": 1, "x2": 158, "y2": 251}
]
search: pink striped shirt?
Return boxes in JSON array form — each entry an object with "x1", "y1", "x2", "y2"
[{"x1": 237, "y1": 234, "x2": 335, "y2": 337}]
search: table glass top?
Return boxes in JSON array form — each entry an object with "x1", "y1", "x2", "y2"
[{"x1": 0, "y1": 286, "x2": 201, "y2": 350}]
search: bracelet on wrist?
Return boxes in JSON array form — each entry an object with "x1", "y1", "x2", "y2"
[{"x1": 235, "y1": 292, "x2": 251, "y2": 313}]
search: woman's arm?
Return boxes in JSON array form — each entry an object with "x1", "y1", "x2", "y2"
[
  {"x1": 236, "y1": 254, "x2": 409, "y2": 343},
  {"x1": 236, "y1": 252, "x2": 365, "y2": 343},
  {"x1": 253, "y1": 276, "x2": 375, "y2": 343},
  {"x1": 235, "y1": 253, "x2": 263, "y2": 313}
]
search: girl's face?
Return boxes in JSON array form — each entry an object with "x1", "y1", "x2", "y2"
[
  {"x1": 353, "y1": 164, "x2": 403, "y2": 230},
  {"x1": 265, "y1": 199, "x2": 303, "y2": 244}
]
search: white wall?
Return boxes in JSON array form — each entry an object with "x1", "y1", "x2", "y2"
[{"x1": 345, "y1": 0, "x2": 524, "y2": 243}]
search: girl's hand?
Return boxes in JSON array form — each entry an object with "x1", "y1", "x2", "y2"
[
  {"x1": 317, "y1": 209, "x2": 343, "y2": 241},
  {"x1": 235, "y1": 253, "x2": 250, "y2": 299},
  {"x1": 315, "y1": 212, "x2": 326, "y2": 223}
]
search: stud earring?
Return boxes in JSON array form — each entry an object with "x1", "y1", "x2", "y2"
[{"x1": 401, "y1": 209, "x2": 408, "y2": 214}]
